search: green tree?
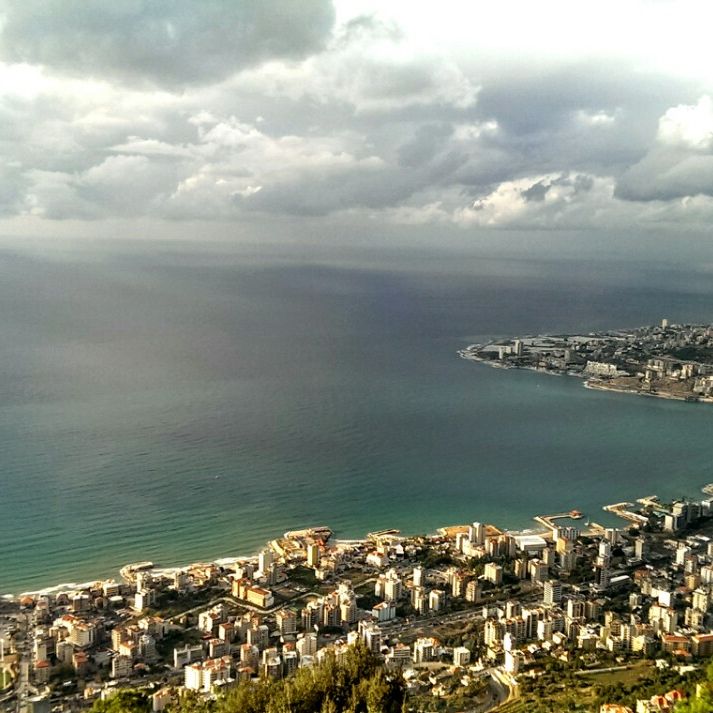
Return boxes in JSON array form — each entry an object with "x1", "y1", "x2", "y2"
[{"x1": 91, "y1": 690, "x2": 151, "y2": 713}]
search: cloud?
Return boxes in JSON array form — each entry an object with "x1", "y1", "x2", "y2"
[
  {"x1": 1, "y1": 3, "x2": 713, "y2": 236},
  {"x1": 658, "y1": 95, "x2": 713, "y2": 150},
  {"x1": 616, "y1": 96, "x2": 713, "y2": 202},
  {"x1": 0, "y1": 0, "x2": 336, "y2": 88},
  {"x1": 233, "y1": 17, "x2": 478, "y2": 113},
  {"x1": 0, "y1": 159, "x2": 27, "y2": 216}
]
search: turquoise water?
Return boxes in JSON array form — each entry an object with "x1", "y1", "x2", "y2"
[{"x1": 2, "y1": 239, "x2": 713, "y2": 593}]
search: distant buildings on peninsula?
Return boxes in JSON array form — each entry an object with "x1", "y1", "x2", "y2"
[{"x1": 460, "y1": 319, "x2": 713, "y2": 402}]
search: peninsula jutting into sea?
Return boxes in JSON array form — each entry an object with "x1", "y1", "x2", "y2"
[{"x1": 459, "y1": 319, "x2": 713, "y2": 403}]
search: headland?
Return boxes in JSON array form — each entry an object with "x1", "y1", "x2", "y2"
[{"x1": 459, "y1": 319, "x2": 713, "y2": 403}]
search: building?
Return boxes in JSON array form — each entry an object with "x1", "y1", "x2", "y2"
[
  {"x1": 184, "y1": 656, "x2": 232, "y2": 692},
  {"x1": 173, "y1": 644, "x2": 204, "y2": 669},
  {"x1": 246, "y1": 586, "x2": 275, "y2": 609},
  {"x1": 451, "y1": 571, "x2": 468, "y2": 597},
  {"x1": 276, "y1": 609, "x2": 297, "y2": 636},
  {"x1": 413, "y1": 637, "x2": 437, "y2": 664},
  {"x1": 372, "y1": 601, "x2": 396, "y2": 622},
  {"x1": 111, "y1": 655, "x2": 133, "y2": 679},
  {"x1": 692, "y1": 633, "x2": 713, "y2": 658},
  {"x1": 452, "y1": 646, "x2": 470, "y2": 667},
  {"x1": 306, "y1": 544, "x2": 320, "y2": 568},
  {"x1": 429, "y1": 589, "x2": 445, "y2": 611},
  {"x1": 258, "y1": 549, "x2": 273, "y2": 575},
  {"x1": 296, "y1": 633, "x2": 318, "y2": 658},
  {"x1": 465, "y1": 580, "x2": 481, "y2": 603},
  {"x1": 544, "y1": 580, "x2": 562, "y2": 605},
  {"x1": 360, "y1": 622, "x2": 382, "y2": 654},
  {"x1": 469, "y1": 522, "x2": 485, "y2": 545},
  {"x1": 484, "y1": 563, "x2": 503, "y2": 586},
  {"x1": 529, "y1": 559, "x2": 548, "y2": 584}
]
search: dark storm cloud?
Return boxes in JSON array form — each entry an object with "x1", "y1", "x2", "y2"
[
  {"x1": 616, "y1": 150, "x2": 713, "y2": 201},
  {"x1": 397, "y1": 123, "x2": 454, "y2": 168},
  {"x1": 0, "y1": 0, "x2": 336, "y2": 87},
  {"x1": 521, "y1": 180, "x2": 550, "y2": 202}
]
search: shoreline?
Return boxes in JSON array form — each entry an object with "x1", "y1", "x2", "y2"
[
  {"x1": 583, "y1": 379, "x2": 713, "y2": 403},
  {"x1": 4, "y1": 519, "x2": 552, "y2": 599},
  {"x1": 4, "y1": 486, "x2": 701, "y2": 599},
  {"x1": 460, "y1": 348, "x2": 713, "y2": 404}
]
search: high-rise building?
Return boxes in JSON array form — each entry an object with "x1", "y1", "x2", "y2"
[
  {"x1": 484, "y1": 563, "x2": 503, "y2": 586},
  {"x1": 296, "y1": 633, "x2": 317, "y2": 658},
  {"x1": 453, "y1": 646, "x2": 470, "y2": 667},
  {"x1": 634, "y1": 537, "x2": 648, "y2": 560},
  {"x1": 429, "y1": 589, "x2": 444, "y2": 611},
  {"x1": 452, "y1": 571, "x2": 468, "y2": 596},
  {"x1": 259, "y1": 549, "x2": 273, "y2": 575},
  {"x1": 469, "y1": 522, "x2": 485, "y2": 545},
  {"x1": 465, "y1": 580, "x2": 481, "y2": 603},
  {"x1": 413, "y1": 637, "x2": 437, "y2": 664},
  {"x1": 594, "y1": 565, "x2": 610, "y2": 591},
  {"x1": 543, "y1": 580, "x2": 562, "y2": 605},
  {"x1": 306, "y1": 544, "x2": 320, "y2": 568},
  {"x1": 276, "y1": 609, "x2": 297, "y2": 636}
]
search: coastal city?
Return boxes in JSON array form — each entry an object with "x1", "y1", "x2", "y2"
[
  {"x1": 5, "y1": 488, "x2": 713, "y2": 712},
  {"x1": 459, "y1": 320, "x2": 713, "y2": 403}
]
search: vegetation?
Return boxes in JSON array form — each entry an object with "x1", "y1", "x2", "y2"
[
  {"x1": 91, "y1": 690, "x2": 151, "y2": 713},
  {"x1": 287, "y1": 566, "x2": 317, "y2": 588},
  {"x1": 156, "y1": 627, "x2": 204, "y2": 659},
  {"x1": 516, "y1": 658, "x2": 705, "y2": 712},
  {"x1": 89, "y1": 642, "x2": 405, "y2": 713},
  {"x1": 675, "y1": 661, "x2": 713, "y2": 712},
  {"x1": 153, "y1": 586, "x2": 221, "y2": 618}
]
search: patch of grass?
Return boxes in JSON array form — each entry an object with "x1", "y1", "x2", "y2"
[
  {"x1": 577, "y1": 660, "x2": 654, "y2": 687},
  {"x1": 287, "y1": 566, "x2": 317, "y2": 588}
]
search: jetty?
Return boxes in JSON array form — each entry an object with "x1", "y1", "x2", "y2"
[{"x1": 534, "y1": 510, "x2": 584, "y2": 533}]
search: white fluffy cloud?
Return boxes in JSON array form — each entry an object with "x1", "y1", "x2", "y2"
[
  {"x1": 658, "y1": 96, "x2": 713, "y2": 150},
  {"x1": 616, "y1": 96, "x2": 713, "y2": 202}
]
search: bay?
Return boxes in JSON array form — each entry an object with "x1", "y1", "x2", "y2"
[{"x1": 2, "y1": 238, "x2": 713, "y2": 593}]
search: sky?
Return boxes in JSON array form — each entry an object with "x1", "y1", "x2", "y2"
[{"x1": 1, "y1": 0, "x2": 713, "y2": 256}]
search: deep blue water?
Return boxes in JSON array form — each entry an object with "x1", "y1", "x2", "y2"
[{"x1": 2, "y1": 239, "x2": 713, "y2": 593}]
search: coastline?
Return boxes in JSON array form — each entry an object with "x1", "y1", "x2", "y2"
[
  {"x1": 0, "y1": 492, "x2": 685, "y2": 599},
  {"x1": 5, "y1": 521, "x2": 551, "y2": 599},
  {"x1": 6, "y1": 480, "x2": 710, "y2": 599},
  {"x1": 583, "y1": 379, "x2": 713, "y2": 403},
  {"x1": 460, "y1": 347, "x2": 713, "y2": 404}
]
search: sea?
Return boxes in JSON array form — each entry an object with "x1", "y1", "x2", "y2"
[{"x1": 2, "y1": 236, "x2": 713, "y2": 594}]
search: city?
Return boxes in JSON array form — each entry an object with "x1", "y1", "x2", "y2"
[
  {"x1": 5, "y1": 489, "x2": 713, "y2": 712},
  {"x1": 460, "y1": 321, "x2": 713, "y2": 403}
]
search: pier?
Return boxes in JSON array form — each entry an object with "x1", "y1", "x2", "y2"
[{"x1": 534, "y1": 510, "x2": 585, "y2": 533}]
